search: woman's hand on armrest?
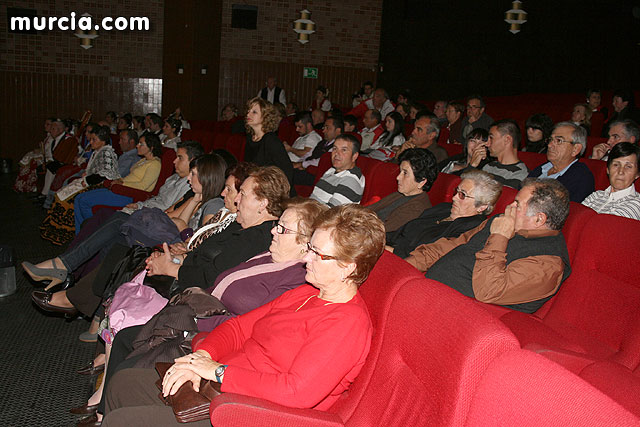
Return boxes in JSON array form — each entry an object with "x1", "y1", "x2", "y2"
[{"x1": 162, "y1": 351, "x2": 221, "y2": 396}]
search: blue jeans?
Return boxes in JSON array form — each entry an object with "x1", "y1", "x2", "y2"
[
  {"x1": 74, "y1": 189, "x2": 133, "y2": 234},
  {"x1": 60, "y1": 212, "x2": 129, "y2": 271}
]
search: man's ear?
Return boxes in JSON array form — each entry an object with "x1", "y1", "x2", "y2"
[
  {"x1": 571, "y1": 143, "x2": 582, "y2": 158},
  {"x1": 536, "y1": 211, "x2": 548, "y2": 227}
]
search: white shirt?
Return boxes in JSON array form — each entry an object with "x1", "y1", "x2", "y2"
[
  {"x1": 364, "y1": 98, "x2": 395, "y2": 120},
  {"x1": 288, "y1": 130, "x2": 322, "y2": 162},
  {"x1": 582, "y1": 185, "x2": 640, "y2": 220},
  {"x1": 258, "y1": 87, "x2": 287, "y2": 105}
]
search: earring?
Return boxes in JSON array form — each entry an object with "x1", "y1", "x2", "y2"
[{"x1": 257, "y1": 209, "x2": 262, "y2": 215}]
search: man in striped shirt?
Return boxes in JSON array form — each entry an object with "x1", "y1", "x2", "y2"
[{"x1": 310, "y1": 134, "x2": 365, "y2": 207}]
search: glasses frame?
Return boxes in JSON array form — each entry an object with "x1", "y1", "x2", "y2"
[
  {"x1": 273, "y1": 222, "x2": 302, "y2": 236},
  {"x1": 546, "y1": 136, "x2": 573, "y2": 146},
  {"x1": 454, "y1": 187, "x2": 475, "y2": 200},
  {"x1": 306, "y1": 242, "x2": 338, "y2": 261}
]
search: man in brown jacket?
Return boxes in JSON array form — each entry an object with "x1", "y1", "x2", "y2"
[{"x1": 405, "y1": 178, "x2": 571, "y2": 313}]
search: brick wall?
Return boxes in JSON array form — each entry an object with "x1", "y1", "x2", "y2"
[
  {"x1": 217, "y1": 0, "x2": 383, "y2": 115},
  {"x1": 0, "y1": 1, "x2": 164, "y2": 161}
]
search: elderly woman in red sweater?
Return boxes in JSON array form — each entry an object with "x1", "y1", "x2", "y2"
[{"x1": 101, "y1": 204, "x2": 385, "y2": 426}]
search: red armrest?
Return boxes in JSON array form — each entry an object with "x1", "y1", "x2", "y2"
[
  {"x1": 210, "y1": 393, "x2": 344, "y2": 427},
  {"x1": 110, "y1": 184, "x2": 152, "y2": 202}
]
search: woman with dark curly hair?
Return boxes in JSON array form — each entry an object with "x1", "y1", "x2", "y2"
[
  {"x1": 523, "y1": 113, "x2": 554, "y2": 153},
  {"x1": 243, "y1": 97, "x2": 294, "y2": 189}
]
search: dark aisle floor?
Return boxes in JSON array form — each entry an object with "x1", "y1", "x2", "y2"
[{"x1": 0, "y1": 173, "x2": 96, "y2": 427}]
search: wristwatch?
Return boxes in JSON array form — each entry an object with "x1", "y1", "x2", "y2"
[{"x1": 214, "y1": 364, "x2": 227, "y2": 383}]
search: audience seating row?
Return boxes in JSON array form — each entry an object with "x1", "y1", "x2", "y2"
[{"x1": 207, "y1": 248, "x2": 640, "y2": 426}]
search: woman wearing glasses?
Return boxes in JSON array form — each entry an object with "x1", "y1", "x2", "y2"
[
  {"x1": 101, "y1": 204, "x2": 385, "y2": 425},
  {"x1": 386, "y1": 170, "x2": 502, "y2": 258}
]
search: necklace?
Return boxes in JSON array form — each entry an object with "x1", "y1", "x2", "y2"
[{"x1": 295, "y1": 295, "x2": 337, "y2": 312}]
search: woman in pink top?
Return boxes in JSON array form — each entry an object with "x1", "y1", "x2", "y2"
[{"x1": 101, "y1": 204, "x2": 386, "y2": 426}]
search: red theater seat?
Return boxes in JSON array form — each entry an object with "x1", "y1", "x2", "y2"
[
  {"x1": 579, "y1": 158, "x2": 609, "y2": 190},
  {"x1": 464, "y1": 350, "x2": 640, "y2": 426},
  {"x1": 209, "y1": 253, "x2": 519, "y2": 427},
  {"x1": 109, "y1": 148, "x2": 177, "y2": 202},
  {"x1": 224, "y1": 134, "x2": 246, "y2": 162},
  {"x1": 517, "y1": 151, "x2": 546, "y2": 171}
]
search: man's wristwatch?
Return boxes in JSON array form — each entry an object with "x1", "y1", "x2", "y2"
[{"x1": 214, "y1": 364, "x2": 227, "y2": 383}]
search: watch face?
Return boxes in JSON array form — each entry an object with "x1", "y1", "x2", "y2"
[{"x1": 215, "y1": 365, "x2": 225, "y2": 376}]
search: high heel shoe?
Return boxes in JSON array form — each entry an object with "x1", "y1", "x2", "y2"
[
  {"x1": 45, "y1": 274, "x2": 74, "y2": 293},
  {"x1": 22, "y1": 259, "x2": 68, "y2": 289}
]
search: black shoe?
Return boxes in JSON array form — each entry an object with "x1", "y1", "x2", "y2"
[{"x1": 31, "y1": 291, "x2": 79, "y2": 317}]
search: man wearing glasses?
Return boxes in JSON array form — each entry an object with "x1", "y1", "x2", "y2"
[
  {"x1": 406, "y1": 178, "x2": 571, "y2": 314},
  {"x1": 528, "y1": 122, "x2": 594, "y2": 202},
  {"x1": 591, "y1": 119, "x2": 640, "y2": 161},
  {"x1": 461, "y1": 95, "x2": 494, "y2": 140}
]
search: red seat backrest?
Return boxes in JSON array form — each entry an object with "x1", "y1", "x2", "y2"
[
  {"x1": 224, "y1": 134, "x2": 246, "y2": 162},
  {"x1": 152, "y1": 148, "x2": 177, "y2": 196},
  {"x1": 403, "y1": 123, "x2": 414, "y2": 139},
  {"x1": 441, "y1": 142, "x2": 464, "y2": 157},
  {"x1": 586, "y1": 136, "x2": 607, "y2": 158},
  {"x1": 590, "y1": 113, "x2": 606, "y2": 139},
  {"x1": 517, "y1": 151, "x2": 547, "y2": 171},
  {"x1": 428, "y1": 173, "x2": 460, "y2": 205},
  {"x1": 437, "y1": 127, "x2": 450, "y2": 145},
  {"x1": 542, "y1": 214, "x2": 640, "y2": 368},
  {"x1": 359, "y1": 157, "x2": 398, "y2": 205},
  {"x1": 561, "y1": 201, "x2": 597, "y2": 263},
  {"x1": 579, "y1": 158, "x2": 609, "y2": 190},
  {"x1": 334, "y1": 274, "x2": 519, "y2": 425},
  {"x1": 491, "y1": 185, "x2": 517, "y2": 215},
  {"x1": 464, "y1": 350, "x2": 640, "y2": 426},
  {"x1": 110, "y1": 133, "x2": 122, "y2": 155}
]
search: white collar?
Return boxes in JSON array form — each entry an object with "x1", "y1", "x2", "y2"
[{"x1": 605, "y1": 184, "x2": 638, "y2": 201}]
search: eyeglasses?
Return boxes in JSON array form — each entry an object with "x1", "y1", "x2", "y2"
[
  {"x1": 306, "y1": 242, "x2": 338, "y2": 261},
  {"x1": 273, "y1": 223, "x2": 302, "y2": 236},
  {"x1": 466, "y1": 105, "x2": 482, "y2": 110},
  {"x1": 454, "y1": 187, "x2": 474, "y2": 200},
  {"x1": 546, "y1": 136, "x2": 572, "y2": 146}
]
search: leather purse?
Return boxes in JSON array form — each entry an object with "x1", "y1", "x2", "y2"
[{"x1": 155, "y1": 362, "x2": 222, "y2": 423}]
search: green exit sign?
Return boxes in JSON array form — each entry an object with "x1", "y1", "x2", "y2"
[{"x1": 303, "y1": 67, "x2": 318, "y2": 79}]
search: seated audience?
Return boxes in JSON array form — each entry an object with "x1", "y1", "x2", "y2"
[
  {"x1": 243, "y1": 97, "x2": 294, "y2": 188},
  {"x1": 603, "y1": 89, "x2": 640, "y2": 136},
  {"x1": 445, "y1": 102, "x2": 465, "y2": 145},
  {"x1": 349, "y1": 88, "x2": 395, "y2": 120},
  {"x1": 359, "y1": 109, "x2": 385, "y2": 152},
  {"x1": 220, "y1": 103, "x2": 238, "y2": 121},
  {"x1": 23, "y1": 142, "x2": 205, "y2": 290},
  {"x1": 311, "y1": 85, "x2": 332, "y2": 112},
  {"x1": 101, "y1": 204, "x2": 385, "y2": 424},
  {"x1": 14, "y1": 117, "x2": 55, "y2": 193},
  {"x1": 365, "y1": 111, "x2": 406, "y2": 161},
  {"x1": 387, "y1": 169, "x2": 501, "y2": 258},
  {"x1": 132, "y1": 116, "x2": 145, "y2": 137},
  {"x1": 528, "y1": 122, "x2": 594, "y2": 202},
  {"x1": 406, "y1": 178, "x2": 571, "y2": 313},
  {"x1": 591, "y1": 119, "x2": 640, "y2": 161},
  {"x1": 293, "y1": 116, "x2": 343, "y2": 186},
  {"x1": 396, "y1": 89, "x2": 411, "y2": 105},
  {"x1": 116, "y1": 115, "x2": 131, "y2": 133},
  {"x1": 30, "y1": 165, "x2": 285, "y2": 322},
  {"x1": 582, "y1": 142, "x2": 640, "y2": 220},
  {"x1": 105, "y1": 111, "x2": 118, "y2": 134},
  {"x1": 311, "y1": 109, "x2": 325, "y2": 131},
  {"x1": 41, "y1": 119, "x2": 77, "y2": 198},
  {"x1": 395, "y1": 103, "x2": 409, "y2": 120},
  {"x1": 284, "y1": 111, "x2": 322, "y2": 163},
  {"x1": 441, "y1": 128, "x2": 494, "y2": 174},
  {"x1": 40, "y1": 125, "x2": 122, "y2": 245},
  {"x1": 76, "y1": 198, "x2": 328, "y2": 423},
  {"x1": 116, "y1": 130, "x2": 141, "y2": 178},
  {"x1": 396, "y1": 115, "x2": 448, "y2": 163},
  {"x1": 368, "y1": 148, "x2": 437, "y2": 232},
  {"x1": 73, "y1": 133, "x2": 163, "y2": 233},
  {"x1": 523, "y1": 113, "x2": 554, "y2": 153},
  {"x1": 433, "y1": 100, "x2": 448, "y2": 127},
  {"x1": 482, "y1": 119, "x2": 529, "y2": 188},
  {"x1": 310, "y1": 134, "x2": 365, "y2": 207},
  {"x1": 343, "y1": 114, "x2": 358, "y2": 133},
  {"x1": 586, "y1": 89, "x2": 608, "y2": 119},
  {"x1": 161, "y1": 118, "x2": 182, "y2": 151},
  {"x1": 143, "y1": 113, "x2": 164, "y2": 141},
  {"x1": 461, "y1": 95, "x2": 494, "y2": 140},
  {"x1": 571, "y1": 103, "x2": 592, "y2": 135},
  {"x1": 351, "y1": 80, "x2": 374, "y2": 108}
]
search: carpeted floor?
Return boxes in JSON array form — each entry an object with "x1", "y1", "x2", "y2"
[{"x1": 0, "y1": 173, "x2": 96, "y2": 427}]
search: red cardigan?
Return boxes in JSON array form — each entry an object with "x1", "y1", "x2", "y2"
[{"x1": 194, "y1": 284, "x2": 372, "y2": 411}]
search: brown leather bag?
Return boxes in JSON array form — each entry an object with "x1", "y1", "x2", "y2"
[{"x1": 155, "y1": 362, "x2": 222, "y2": 423}]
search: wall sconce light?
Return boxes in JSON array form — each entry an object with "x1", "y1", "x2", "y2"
[
  {"x1": 74, "y1": 13, "x2": 98, "y2": 49},
  {"x1": 504, "y1": 0, "x2": 527, "y2": 34},
  {"x1": 201, "y1": 65, "x2": 208, "y2": 75},
  {"x1": 293, "y1": 9, "x2": 315, "y2": 44},
  {"x1": 177, "y1": 64, "x2": 184, "y2": 74}
]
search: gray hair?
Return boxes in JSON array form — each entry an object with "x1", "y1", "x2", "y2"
[
  {"x1": 460, "y1": 169, "x2": 503, "y2": 214},
  {"x1": 554, "y1": 121, "x2": 587, "y2": 156},
  {"x1": 424, "y1": 116, "x2": 441, "y2": 139},
  {"x1": 521, "y1": 178, "x2": 570, "y2": 231},
  {"x1": 610, "y1": 119, "x2": 640, "y2": 142}
]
